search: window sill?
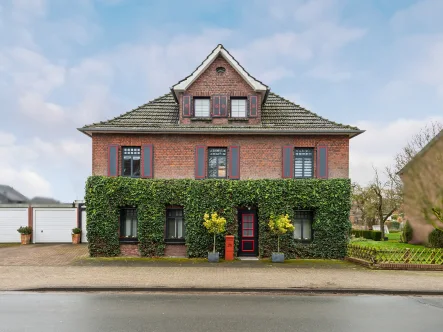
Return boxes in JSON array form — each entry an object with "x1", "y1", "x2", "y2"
[
  {"x1": 165, "y1": 239, "x2": 186, "y2": 244},
  {"x1": 228, "y1": 117, "x2": 249, "y2": 121},
  {"x1": 190, "y1": 117, "x2": 212, "y2": 121},
  {"x1": 119, "y1": 238, "x2": 138, "y2": 243}
]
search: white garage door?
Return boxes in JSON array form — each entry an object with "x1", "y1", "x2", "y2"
[
  {"x1": 0, "y1": 208, "x2": 28, "y2": 243},
  {"x1": 81, "y1": 209, "x2": 87, "y2": 243},
  {"x1": 34, "y1": 208, "x2": 77, "y2": 243}
]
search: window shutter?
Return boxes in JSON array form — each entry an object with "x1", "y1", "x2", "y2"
[
  {"x1": 212, "y1": 95, "x2": 220, "y2": 117},
  {"x1": 317, "y1": 145, "x2": 328, "y2": 179},
  {"x1": 248, "y1": 95, "x2": 258, "y2": 117},
  {"x1": 195, "y1": 146, "x2": 206, "y2": 179},
  {"x1": 282, "y1": 146, "x2": 293, "y2": 178},
  {"x1": 141, "y1": 144, "x2": 153, "y2": 178},
  {"x1": 228, "y1": 146, "x2": 240, "y2": 179},
  {"x1": 108, "y1": 144, "x2": 119, "y2": 177},
  {"x1": 220, "y1": 95, "x2": 228, "y2": 117},
  {"x1": 183, "y1": 95, "x2": 192, "y2": 117}
]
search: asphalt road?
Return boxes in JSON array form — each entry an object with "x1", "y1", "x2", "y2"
[{"x1": 1, "y1": 293, "x2": 443, "y2": 332}]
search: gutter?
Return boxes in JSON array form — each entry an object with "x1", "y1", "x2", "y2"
[{"x1": 77, "y1": 127, "x2": 365, "y2": 138}]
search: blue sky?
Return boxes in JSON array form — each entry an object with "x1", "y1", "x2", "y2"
[{"x1": 0, "y1": 0, "x2": 442, "y2": 202}]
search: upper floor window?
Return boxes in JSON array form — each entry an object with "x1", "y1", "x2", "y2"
[
  {"x1": 166, "y1": 208, "x2": 185, "y2": 242},
  {"x1": 120, "y1": 208, "x2": 138, "y2": 241},
  {"x1": 231, "y1": 98, "x2": 247, "y2": 117},
  {"x1": 208, "y1": 148, "x2": 227, "y2": 178},
  {"x1": 294, "y1": 148, "x2": 314, "y2": 179},
  {"x1": 122, "y1": 147, "x2": 141, "y2": 177},
  {"x1": 293, "y1": 210, "x2": 313, "y2": 241},
  {"x1": 194, "y1": 98, "x2": 210, "y2": 117}
]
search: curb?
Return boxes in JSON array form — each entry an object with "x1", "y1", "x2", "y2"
[{"x1": 14, "y1": 287, "x2": 443, "y2": 296}]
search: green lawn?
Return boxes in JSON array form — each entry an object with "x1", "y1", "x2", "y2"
[{"x1": 352, "y1": 231, "x2": 425, "y2": 249}]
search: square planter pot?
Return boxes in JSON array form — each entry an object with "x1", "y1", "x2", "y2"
[
  {"x1": 208, "y1": 252, "x2": 220, "y2": 263},
  {"x1": 271, "y1": 252, "x2": 285, "y2": 263},
  {"x1": 72, "y1": 233, "x2": 81, "y2": 244},
  {"x1": 20, "y1": 234, "x2": 31, "y2": 245}
]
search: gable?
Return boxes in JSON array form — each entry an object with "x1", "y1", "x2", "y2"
[{"x1": 172, "y1": 44, "x2": 267, "y2": 95}]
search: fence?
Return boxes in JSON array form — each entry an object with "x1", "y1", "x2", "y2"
[{"x1": 347, "y1": 244, "x2": 443, "y2": 270}]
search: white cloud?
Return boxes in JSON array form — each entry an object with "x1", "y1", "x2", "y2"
[
  {"x1": 350, "y1": 116, "x2": 443, "y2": 185},
  {"x1": 390, "y1": 0, "x2": 443, "y2": 33}
]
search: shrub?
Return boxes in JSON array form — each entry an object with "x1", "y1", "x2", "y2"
[
  {"x1": 428, "y1": 228, "x2": 443, "y2": 248},
  {"x1": 17, "y1": 226, "x2": 32, "y2": 235},
  {"x1": 351, "y1": 230, "x2": 373, "y2": 240},
  {"x1": 371, "y1": 231, "x2": 382, "y2": 241},
  {"x1": 400, "y1": 220, "x2": 413, "y2": 243},
  {"x1": 390, "y1": 221, "x2": 400, "y2": 230},
  {"x1": 72, "y1": 227, "x2": 82, "y2": 234},
  {"x1": 203, "y1": 212, "x2": 227, "y2": 254},
  {"x1": 269, "y1": 214, "x2": 294, "y2": 253}
]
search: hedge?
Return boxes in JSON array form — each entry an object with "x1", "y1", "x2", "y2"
[
  {"x1": 85, "y1": 176, "x2": 352, "y2": 259},
  {"x1": 428, "y1": 229, "x2": 443, "y2": 248},
  {"x1": 351, "y1": 229, "x2": 382, "y2": 241}
]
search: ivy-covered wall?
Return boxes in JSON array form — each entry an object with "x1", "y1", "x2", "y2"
[{"x1": 85, "y1": 176, "x2": 351, "y2": 258}]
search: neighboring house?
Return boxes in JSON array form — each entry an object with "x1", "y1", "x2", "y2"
[
  {"x1": 0, "y1": 185, "x2": 28, "y2": 204},
  {"x1": 79, "y1": 44, "x2": 364, "y2": 257},
  {"x1": 399, "y1": 129, "x2": 443, "y2": 243},
  {"x1": 29, "y1": 197, "x2": 61, "y2": 204}
]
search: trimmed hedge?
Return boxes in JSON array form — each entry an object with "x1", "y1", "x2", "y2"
[
  {"x1": 428, "y1": 229, "x2": 443, "y2": 248},
  {"x1": 351, "y1": 229, "x2": 382, "y2": 241},
  {"x1": 85, "y1": 176, "x2": 351, "y2": 259}
]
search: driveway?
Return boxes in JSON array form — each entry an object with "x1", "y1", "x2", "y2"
[{"x1": 0, "y1": 244, "x2": 89, "y2": 266}]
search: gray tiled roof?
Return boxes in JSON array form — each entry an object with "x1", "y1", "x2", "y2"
[{"x1": 80, "y1": 92, "x2": 362, "y2": 136}]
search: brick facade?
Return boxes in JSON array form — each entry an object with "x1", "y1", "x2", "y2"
[
  {"x1": 164, "y1": 244, "x2": 187, "y2": 257},
  {"x1": 92, "y1": 133, "x2": 349, "y2": 179},
  {"x1": 179, "y1": 55, "x2": 263, "y2": 126}
]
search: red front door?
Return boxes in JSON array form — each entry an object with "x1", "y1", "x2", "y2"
[{"x1": 238, "y1": 211, "x2": 258, "y2": 256}]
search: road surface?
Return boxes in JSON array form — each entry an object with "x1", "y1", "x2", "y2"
[{"x1": 1, "y1": 292, "x2": 442, "y2": 332}]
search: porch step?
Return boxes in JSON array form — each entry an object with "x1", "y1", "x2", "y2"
[{"x1": 238, "y1": 256, "x2": 259, "y2": 261}]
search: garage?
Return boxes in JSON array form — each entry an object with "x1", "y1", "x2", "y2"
[
  {"x1": 33, "y1": 208, "x2": 77, "y2": 243},
  {"x1": 0, "y1": 207, "x2": 28, "y2": 243}
]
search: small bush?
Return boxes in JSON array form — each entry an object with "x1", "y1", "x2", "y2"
[
  {"x1": 351, "y1": 230, "x2": 373, "y2": 240},
  {"x1": 400, "y1": 220, "x2": 413, "y2": 243},
  {"x1": 17, "y1": 226, "x2": 32, "y2": 235},
  {"x1": 428, "y1": 229, "x2": 443, "y2": 248},
  {"x1": 390, "y1": 221, "x2": 400, "y2": 230},
  {"x1": 72, "y1": 227, "x2": 82, "y2": 234},
  {"x1": 372, "y1": 231, "x2": 382, "y2": 241}
]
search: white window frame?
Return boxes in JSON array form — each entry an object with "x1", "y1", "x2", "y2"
[
  {"x1": 194, "y1": 98, "x2": 210, "y2": 117},
  {"x1": 231, "y1": 98, "x2": 247, "y2": 118}
]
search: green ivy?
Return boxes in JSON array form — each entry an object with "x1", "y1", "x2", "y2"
[{"x1": 85, "y1": 176, "x2": 351, "y2": 258}]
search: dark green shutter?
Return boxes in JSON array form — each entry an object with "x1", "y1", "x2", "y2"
[
  {"x1": 183, "y1": 95, "x2": 192, "y2": 117},
  {"x1": 282, "y1": 146, "x2": 293, "y2": 178},
  {"x1": 228, "y1": 146, "x2": 240, "y2": 179},
  {"x1": 317, "y1": 146, "x2": 328, "y2": 179},
  {"x1": 195, "y1": 146, "x2": 206, "y2": 179},
  {"x1": 141, "y1": 144, "x2": 153, "y2": 178},
  {"x1": 212, "y1": 95, "x2": 220, "y2": 117},
  {"x1": 248, "y1": 95, "x2": 257, "y2": 117},
  {"x1": 108, "y1": 144, "x2": 119, "y2": 177}
]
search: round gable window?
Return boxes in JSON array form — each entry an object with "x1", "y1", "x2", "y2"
[{"x1": 216, "y1": 66, "x2": 226, "y2": 74}]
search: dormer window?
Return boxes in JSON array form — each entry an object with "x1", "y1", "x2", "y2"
[
  {"x1": 194, "y1": 98, "x2": 210, "y2": 117},
  {"x1": 231, "y1": 98, "x2": 247, "y2": 118}
]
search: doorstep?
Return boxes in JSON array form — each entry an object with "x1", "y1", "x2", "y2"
[{"x1": 238, "y1": 256, "x2": 259, "y2": 261}]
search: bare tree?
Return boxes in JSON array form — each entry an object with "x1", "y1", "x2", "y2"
[
  {"x1": 352, "y1": 183, "x2": 377, "y2": 228},
  {"x1": 370, "y1": 167, "x2": 402, "y2": 240}
]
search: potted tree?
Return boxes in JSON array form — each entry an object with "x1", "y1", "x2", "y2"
[
  {"x1": 72, "y1": 228, "x2": 82, "y2": 244},
  {"x1": 203, "y1": 212, "x2": 227, "y2": 263},
  {"x1": 17, "y1": 226, "x2": 32, "y2": 245},
  {"x1": 268, "y1": 214, "x2": 294, "y2": 263}
]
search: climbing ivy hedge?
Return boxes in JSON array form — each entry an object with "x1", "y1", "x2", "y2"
[{"x1": 85, "y1": 176, "x2": 351, "y2": 259}]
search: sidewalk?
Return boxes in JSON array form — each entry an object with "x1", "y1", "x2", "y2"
[{"x1": 2, "y1": 261, "x2": 443, "y2": 293}]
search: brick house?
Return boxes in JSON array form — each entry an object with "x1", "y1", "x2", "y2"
[
  {"x1": 79, "y1": 45, "x2": 363, "y2": 257},
  {"x1": 399, "y1": 130, "x2": 443, "y2": 243}
]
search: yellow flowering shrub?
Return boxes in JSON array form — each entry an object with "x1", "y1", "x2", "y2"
[
  {"x1": 268, "y1": 214, "x2": 294, "y2": 253},
  {"x1": 203, "y1": 212, "x2": 227, "y2": 253}
]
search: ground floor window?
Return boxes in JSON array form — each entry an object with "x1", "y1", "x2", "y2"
[
  {"x1": 166, "y1": 208, "x2": 185, "y2": 243},
  {"x1": 120, "y1": 208, "x2": 138, "y2": 240},
  {"x1": 293, "y1": 211, "x2": 313, "y2": 241}
]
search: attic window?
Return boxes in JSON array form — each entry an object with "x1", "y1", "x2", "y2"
[{"x1": 216, "y1": 67, "x2": 226, "y2": 74}]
